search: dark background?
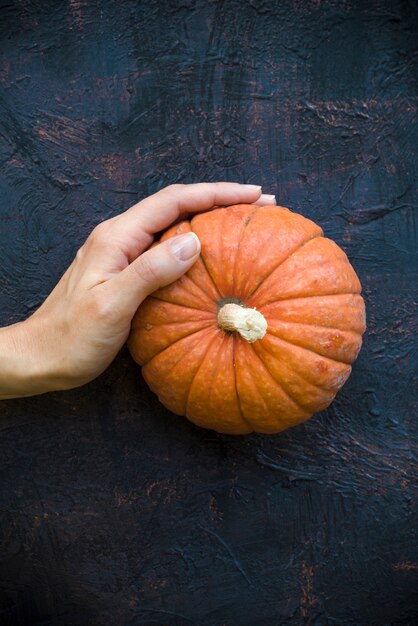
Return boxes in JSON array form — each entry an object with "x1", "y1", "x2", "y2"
[{"x1": 0, "y1": 1, "x2": 417, "y2": 624}]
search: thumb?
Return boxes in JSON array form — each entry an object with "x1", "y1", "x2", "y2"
[{"x1": 110, "y1": 232, "x2": 201, "y2": 314}]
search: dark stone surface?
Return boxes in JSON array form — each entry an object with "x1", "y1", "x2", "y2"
[{"x1": 0, "y1": 1, "x2": 417, "y2": 624}]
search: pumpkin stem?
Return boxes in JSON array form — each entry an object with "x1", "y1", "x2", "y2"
[{"x1": 217, "y1": 302, "x2": 267, "y2": 343}]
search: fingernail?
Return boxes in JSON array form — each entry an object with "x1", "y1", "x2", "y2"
[
  {"x1": 170, "y1": 232, "x2": 200, "y2": 261},
  {"x1": 259, "y1": 194, "x2": 276, "y2": 203},
  {"x1": 243, "y1": 184, "x2": 262, "y2": 192}
]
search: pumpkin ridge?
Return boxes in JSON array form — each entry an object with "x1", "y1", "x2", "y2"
[
  {"x1": 142, "y1": 325, "x2": 215, "y2": 367},
  {"x1": 253, "y1": 342, "x2": 333, "y2": 412},
  {"x1": 185, "y1": 331, "x2": 223, "y2": 419},
  {"x1": 265, "y1": 327, "x2": 356, "y2": 365},
  {"x1": 150, "y1": 292, "x2": 216, "y2": 313},
  {"x1": 234, "y1": 205, "x2": 259, "y2": 263},
  {"x1": 169, "y1": 268, "x2": 220, "y2": 308},
  {"x1": 142, "y1": 319, "x2": 214, "y2": 328},
  {"x1": 184, "y1": 219, "x2": 222, "y2": 299},
  {"x1": 247, "y1": 232, "x2": 323, "y2": 300},
  {"x1": 263, "y1": 317, "x2": 364, "y2": 336},
  {"x1": 142, "y1": 297, "x2": 215, "y2": 318},
  {"x1": 231, "y1": 205, "x2": 260, "y2": 298},
  {"x1": 182, "y1": 266, "x2": 219, "y2": 303},
  {"x1": 249, "y1": 344, "x2": 309, "y2": 417},
  {"x1": 258, "y1": 335, "x2": 349, "y2": 393},
  {"x1": 194, "y1": 247, "x2": 222, "y2": 300},
  {"x1": 262, "y1": 291, "x2": 362, "y2": 303},
  {"x1": 142, "y1": 332, "x2": 206, "y2": 396},
  {"x1": 232, "y1": 337, "x2": 254, "y2": 432},
  {"x1": 234, "y1": 211, "x2": 275, "y2": 296},
  {"x1": 190, "y1": 209, "x2": 227, "y2": 298}
]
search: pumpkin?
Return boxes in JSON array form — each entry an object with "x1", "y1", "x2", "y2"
[{"x1": 128, "y1": 204, "x2": 366, "y2": 435}]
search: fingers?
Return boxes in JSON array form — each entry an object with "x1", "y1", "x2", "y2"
[
  {"x1": 254, "y1": 193, "x2": 276, "y2": 205},
  {"x1": 109, "y1": 182, "x2": 266, "y2": 258},
  {"x1": 122, "y1": 182, "x2": 263, "y2": 229},
  {"x1": 105, "y1": 232, "x2": 201, "y2": 314}
]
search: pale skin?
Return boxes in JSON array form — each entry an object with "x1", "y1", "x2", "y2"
[{"x1": 0, "y1": 182, "x2": 276, "y2": 400}]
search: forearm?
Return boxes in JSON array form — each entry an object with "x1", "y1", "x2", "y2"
[{"x1": 0, "y1": 318, "x2": 58, "y2": 399}]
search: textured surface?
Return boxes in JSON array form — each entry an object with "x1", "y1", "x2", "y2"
[{"x1": 0, "y1": 0, "x2": 417, "y2": 624}]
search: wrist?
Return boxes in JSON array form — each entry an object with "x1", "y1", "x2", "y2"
[{"x1": 0, "y1": 316, "x2": 68, "y2": 399}]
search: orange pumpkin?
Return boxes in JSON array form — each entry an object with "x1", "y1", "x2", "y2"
[{"x1": 128, "y1": 204, "x2": 366, "y2": 434}]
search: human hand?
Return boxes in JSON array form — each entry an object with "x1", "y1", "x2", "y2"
[{"x1": 0, "y1": 183, "x2": 276, "y2": 398}]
